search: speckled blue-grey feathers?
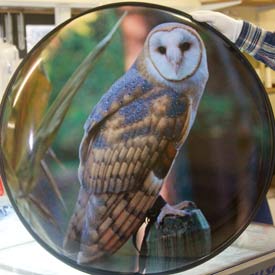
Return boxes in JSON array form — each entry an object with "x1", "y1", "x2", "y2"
[
  {"x1": 63, "y1": 22, "x2": 209, "y2": 264},
  {"x1": 83, "y1": 65, "x2": 153, "y2": 133}
]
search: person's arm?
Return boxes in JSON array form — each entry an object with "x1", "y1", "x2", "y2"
[
  {"x1": 236, "y1": 21, "x2": 275, "y2": 70},
  {"x1": 191, "y1": 10, "x2": 275, "y2": 70}
]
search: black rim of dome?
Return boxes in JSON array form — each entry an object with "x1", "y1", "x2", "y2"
[{"x1": 0, "y1": 2, "x2": 274, "y2": 275}]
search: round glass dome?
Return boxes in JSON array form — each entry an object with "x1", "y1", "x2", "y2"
[{"x1": 0, "y1": 3, "x2": 274, "y2": 275}]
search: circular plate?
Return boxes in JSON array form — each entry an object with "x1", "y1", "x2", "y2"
[{"x1": 0, "y1": 2, "x2": 274, "y2": 275}]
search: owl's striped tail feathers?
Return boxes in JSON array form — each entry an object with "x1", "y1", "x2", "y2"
[
  {"x1": 78, "y1": 185, "x2": 160, "y2": 263},
  {"x1": 63, "y1": 173, "x2": 162, "y2": 264},
  {"x1": 63, "y1": 187, "x2": 89, "y2": 253}
]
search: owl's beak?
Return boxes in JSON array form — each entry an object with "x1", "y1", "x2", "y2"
[
  {"x1": 174, "y1": 63, "x2": 181, "y2": 74},
  {"x1": 167, "y1": 48, "x2": 183, "y2": 75},
  {"x1": 169, "y1": 59, "x2": 182, "y2": 75}
]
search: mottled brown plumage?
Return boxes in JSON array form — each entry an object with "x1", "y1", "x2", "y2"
[{"x1": 63, "y1": 22, "x2": 208, "y2": 264}]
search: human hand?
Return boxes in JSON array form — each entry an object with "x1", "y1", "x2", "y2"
[{"x1": 191, "y1": 10, "x2": 243, "y2": 43}]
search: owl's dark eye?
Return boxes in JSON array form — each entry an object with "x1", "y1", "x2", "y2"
[
  {"x1": 157, "y1": 46, "x2": 166, "y2": 55},
  {"x1": 179, "y1": 42, "x2": 191, "y2": 52}
]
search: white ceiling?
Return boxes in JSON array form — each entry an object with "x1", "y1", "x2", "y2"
[
  {"x1": 0, "y1": 0, "x2": 242, "y2": 10},
  {"x1": 0, "y1": 0, "x2": 98, "y2": 8}
]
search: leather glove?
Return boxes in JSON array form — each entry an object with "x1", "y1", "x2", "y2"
[{"x1": 191, "y1": 10, "x2": 243, "y2": 43}]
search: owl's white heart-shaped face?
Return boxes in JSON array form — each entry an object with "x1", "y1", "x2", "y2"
[{"x1": 148, "y1": 27, "x2": 203, "y2": 81}]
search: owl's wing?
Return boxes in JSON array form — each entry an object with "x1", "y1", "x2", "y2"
[
  {"x1": 64, "y1": 83, "x2": 193, "y2": 263},
  {"x1": 83, "y1": 65, "x2": 153, "y2": 134},
  {"x1": 81, "y1": 85, "x2": 192, "y2": 193},
  {"x1": 79, "y1": 65, "x2": 153, "y2": 172}
]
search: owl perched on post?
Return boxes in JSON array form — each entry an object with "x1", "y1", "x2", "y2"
[{"x1": 63, "y1": 22, "x2": 209, "y2": 264}]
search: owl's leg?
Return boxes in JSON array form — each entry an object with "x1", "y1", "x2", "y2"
[{"x1": 156, "y1": 201, "x2": 194, "y2": 225}]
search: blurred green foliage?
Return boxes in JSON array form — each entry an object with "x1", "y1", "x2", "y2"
[
  {"x1": 193, "y1": 93, "x2": 235, "y2": 131},
  {"x1": 45, "y1": 11, "x2": 125, "y2": 168}
]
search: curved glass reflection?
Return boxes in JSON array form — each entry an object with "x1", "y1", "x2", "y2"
[{"x1": 0, "y1": 3, "x2": 274, "y2": 275}]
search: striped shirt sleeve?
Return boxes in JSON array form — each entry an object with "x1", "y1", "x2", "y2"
[{"x1": 235, "y1": 21, "x2": 275, "y2": 70}]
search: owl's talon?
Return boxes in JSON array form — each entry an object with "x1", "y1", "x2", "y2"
[
  {"x1": 157, "y1": 203, "x2": 192, "y2": 226},
  {"x1": 173, "y1": 200, "x2": 197, "y2": 210}
]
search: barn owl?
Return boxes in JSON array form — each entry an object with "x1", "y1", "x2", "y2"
[{"x1": 63, "y1": 22, "x2": 209, "y2": 264}]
